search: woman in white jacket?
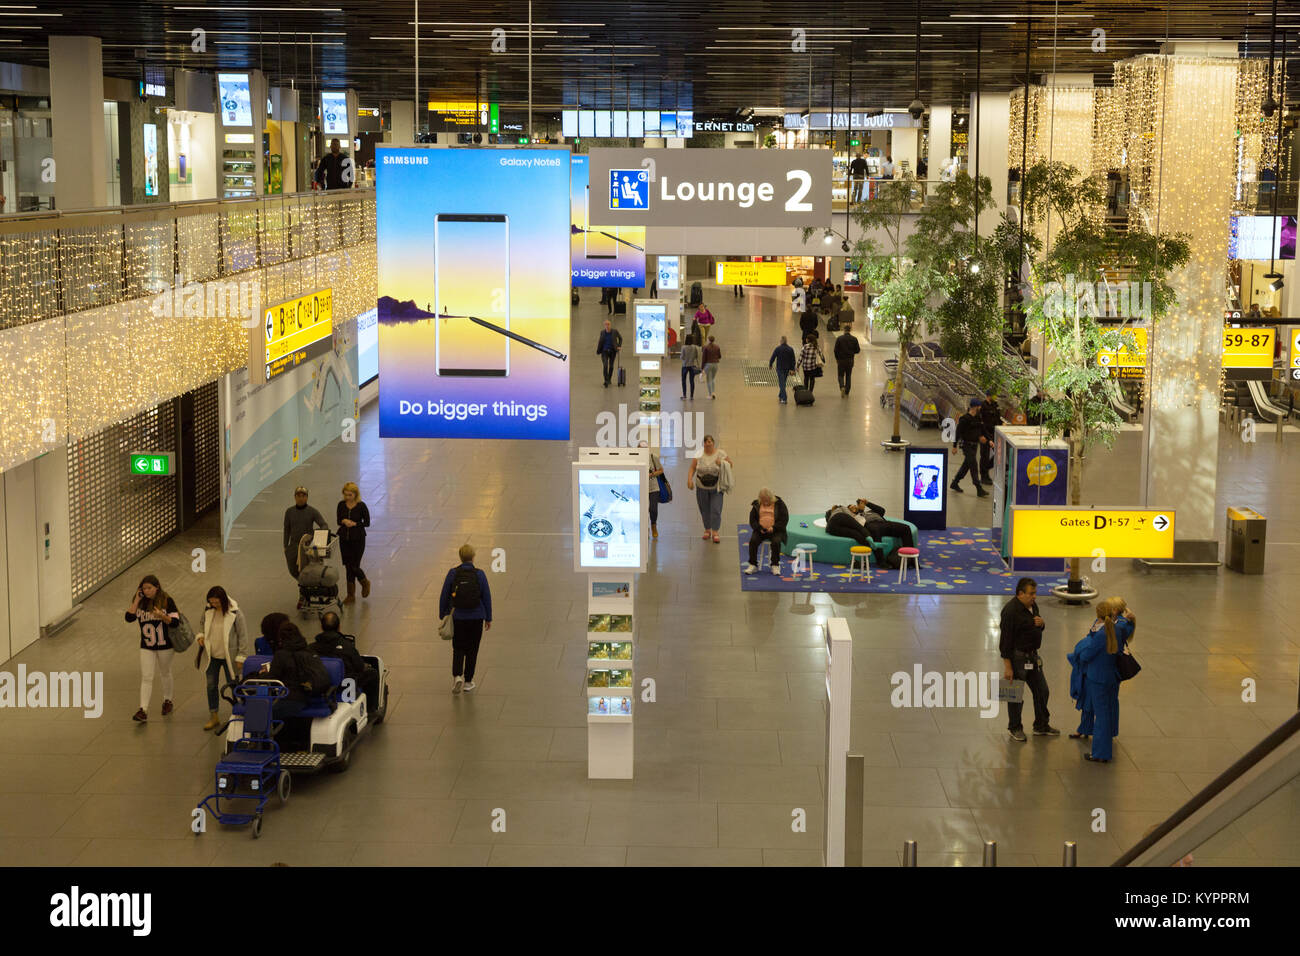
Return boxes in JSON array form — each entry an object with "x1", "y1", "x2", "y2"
[{"x1": 198, "y1": 586, "x2": 248, "y2": 731}]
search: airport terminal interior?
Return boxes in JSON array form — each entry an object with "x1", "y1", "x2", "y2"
[{"x1": 0, "y1": 1, "x2": 1297, "y2": 870}]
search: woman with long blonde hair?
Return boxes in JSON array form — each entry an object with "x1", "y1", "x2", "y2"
[
  {"x1": 337, "y1": 481, "x2": 372, "y2": 604},
  {"x1": 1068, "y1": 597, "x2": 1135, "y2": 763}
]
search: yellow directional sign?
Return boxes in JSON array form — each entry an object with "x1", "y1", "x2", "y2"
[
  {"x1": 1221, "y1": 327, "x2": 1274, "y2": 369},
  {"x1": 1096, "y1": 326, "x2": 1148, "y2": 379},
  {"x1": 715, "y1": 261, "x2": 788, "y2": 286},
  {"x1": 263, "y1": 288, "x2": 333, "y2": 381},
  {"x1": 1011, "y1": 507, "x2": 1175, "y2": 559},
  {"x1": 1290, "y1": 329, "x2": 1300, "y2": 375}
]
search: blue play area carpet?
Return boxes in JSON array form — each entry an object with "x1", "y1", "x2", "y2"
[{"x1": 737, "y1": 526, "x2": 1069, "y2": 595}]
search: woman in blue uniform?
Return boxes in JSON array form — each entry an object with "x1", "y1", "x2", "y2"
[{"x1": 1070, "y1": 597, "x2": 1135, "y2": 763}]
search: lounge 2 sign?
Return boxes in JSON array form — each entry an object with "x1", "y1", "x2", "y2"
[{"x1": 589, "y1": 148, "x2": 832, "y2": 228}]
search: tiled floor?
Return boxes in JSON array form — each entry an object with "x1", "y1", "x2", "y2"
[{"x1": 1, "y1": 285, "x2": 1297, "y2": 866}]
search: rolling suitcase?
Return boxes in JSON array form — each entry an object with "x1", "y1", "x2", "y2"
[
  {"x1": 793, "y1": 386, "x2": 815, "y2": 406},
  {"x1": 689, "y1": 281, "x2": 703, "y2": 306},
  {"x1": 617, "y1": 364, "x2": 626, "y2": 387},
  {"x1": 613, "y1": 298, "x2": 627, "y2": 315}
]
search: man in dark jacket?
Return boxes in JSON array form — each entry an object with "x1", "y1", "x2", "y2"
[
  {"x1": 799, "y1": 310, "x2": 819, "y2": 342},
  {"x1": 283, "y1": 486, "x2": 329, "y2": 580},
  {"x1": 833, "y1": 325, "x2": 861, "y2": 396},
  {"x1": 768, "y1": 336, "x2": 797, "y2": 404},
  {"x1": 261, "y1": 621, "x2": 317, "y2": 721},
  {"x1": 313, "y1": 611, "x2": 379, "y2": 713},
  {"x1": 596, "y1": 319, "x2": 621, "y2": 387},
  {"x1": 999, "y1": 578, "x2": 1058, "y2": 741},
  {"x1": 744, "y1": 489, "x2": 789, "y2": 574},
  {"x1": 853, "y1": 499, "x2": 916, "y2": 566},
  {"x1": 314, "y1": 139, "x2": 353, "y2": 190},
  {"x1": 979, "y1": 393, "x2": 1003, "y2": 483},
  {"x1": 950, "y1": 399, "x2": 989, "y2": 497}
]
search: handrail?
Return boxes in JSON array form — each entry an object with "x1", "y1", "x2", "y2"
[{"x1": 1111, "y1": 710, "x2": 1300, "y2": 866}]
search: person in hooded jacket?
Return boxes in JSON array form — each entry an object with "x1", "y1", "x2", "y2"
[
  {"x1": 261, "y1": 621, "x2": 316, "y2": 720},
  {"x1": 1067, "y1": 597, "x2": 1135, "y2": 763},
  {"x1": 312, "y1": 610, "x2": 380, "y2": 713}
]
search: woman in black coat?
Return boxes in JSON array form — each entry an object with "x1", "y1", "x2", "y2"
[{"x1": 744, "y1": 489, "x2": 789, "y2": 574}]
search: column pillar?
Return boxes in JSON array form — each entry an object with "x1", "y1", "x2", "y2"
[
  {"x1": 891, "y1": 127, "x2": 920, "y2": 177},
  {"x1": 970, "y1": 91, "x2": 1009, "y2": 237},
  {"x1": 389, "y1": 100, "x2": 415, "y2": 145},
  {"x1": 49, "y1": 36, "x2": 107, "y2": 208},
  {"x1": 929, "y1": 106, "x2": 953, "y2": 175},
  {"x1": 1119, "y1": 52, "x2": 1241, "y2": 561}
]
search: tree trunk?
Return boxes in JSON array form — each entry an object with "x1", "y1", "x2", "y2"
[
  {"x1": 891, "y1": 344, "x2": 906, "y2": 442},
  {"x1": 1067, "y1": 435, "x2": 1083, "y2": 591}
]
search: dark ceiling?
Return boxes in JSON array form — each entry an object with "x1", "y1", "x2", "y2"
[{"x1": 3, "y1": 1, "x2": 1299, "y2": 113}]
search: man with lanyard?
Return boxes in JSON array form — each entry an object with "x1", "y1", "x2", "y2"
[
  {"x1": 315, "y1": 138, "x2": 353, "y2": 190},
  {"x1": 1000, "y1": 578, "x2": 1059, "y2": 742}
]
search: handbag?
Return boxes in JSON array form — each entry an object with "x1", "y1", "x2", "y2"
[
  {"x1": 438, "y1": 612, "x2": 455, "y2": 641},
  {"x1": 171, "y1": 610, "x2": 195, "y2": 652},
  {"x1": 657, "y1": 474, "x2": 673, "y2": 504},
  {"x1": 1116, "y1": 646, "x2": 1141, "y2": 681}
]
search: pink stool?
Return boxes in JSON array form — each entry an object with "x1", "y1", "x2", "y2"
[{"x1": 896, "y1": 547, "x2": 921, "y2": 585}]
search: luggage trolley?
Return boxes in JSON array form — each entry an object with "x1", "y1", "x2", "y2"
[
  {"x1": 197, "y1": 680, "x2": 292, "y2": 838},
  {"x1": 297, "y1": 529, "x2": 342, "y2": 620}
]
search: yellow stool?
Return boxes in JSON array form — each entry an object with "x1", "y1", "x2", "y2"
[{"x1": 848, "y1": 546, "x2": 872, "y2": 582}]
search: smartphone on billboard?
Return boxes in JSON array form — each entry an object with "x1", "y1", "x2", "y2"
[
  {"x1": 584, "y1": 185, "x2": 617, "y2": 259},
  {"x1": 434, "y1": 213, "x2": 509, "y2": 377}
]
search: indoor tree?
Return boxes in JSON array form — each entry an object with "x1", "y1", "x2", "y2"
[{"x1": 1018, "y1": 161, "x2": 1190, "y2": 594}]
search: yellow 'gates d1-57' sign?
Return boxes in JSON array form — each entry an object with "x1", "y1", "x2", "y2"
[
  {"x1": 715, "y1": 261, "x2": 788, "y2": 286},
  {"x1": 1011, "y1": 507, "x2": 1175, "y2": 559}
]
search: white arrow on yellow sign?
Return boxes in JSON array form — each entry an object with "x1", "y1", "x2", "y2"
[{"x1": 1011, "y1": 507, "x2": 1175, "y2": 559}]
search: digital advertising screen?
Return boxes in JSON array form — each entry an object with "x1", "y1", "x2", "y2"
[
  {"x1": 142, "y1": 123, "x2": 158, "y2": 197},
  {"x1": 322, "y1": 91, "x2": 349, "y2": 136},
  {"x1": 356, "y1": 306, "x2": 378, "y2": 385},
  {"x1": 902, "y1": 447, "x2": 948, "y2": 530},
  {"x1": 657, "y1": 256, "x2": 680, "y2": 291},
  {"x1": 376, "y1": 146, "x2": 571, "y2": 440},
  {"x1": 575, "y1": 466, "x2": 643, "y2": 570},
  {"x1": 1229, "y1": 215, "x2": 1297, "y2": 260},
  {"x1": 633, "y1": 301, "x2": 667, "y2": 355},
  {"x1": 217, "y1": 73, "x2": 253, "y2": 127},
  {"x1": 570, "y1": 154, "x2": 646, "y2": 288}
]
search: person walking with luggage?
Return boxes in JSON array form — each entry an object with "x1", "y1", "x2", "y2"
[
  {"x1": 744, "y1": 488, "x2": 788, "y2": 575},
  {"x1": 439, "y1": 544, "x2": 492, "y2": 693},
  {"x1": 1068, "y1": 598, "x2": 1135, "y2": 763},
  {"x1": 701, "y1": 335, "x2": 722, "y2": 399},
  {"x1": 197, "y1": 585, "x2": 247, "y2": 731},
  {"x1": 833, "y1": 324, "x2": 860, "y2": 396},
  {"x1": 597, "y1": 319, "x2": 621, "y2": 388},
  {"x1": 769, "y1": 335, "x2": 796, "y2": 404},
  {"x1": 283, "y1": 486, "x2": 328, "y2": 580},
  {"x1": 125, "y1": 574, "x2": 180, "y2": 722},
  {"x1": 1000, "y1": 578, "x2": 1059, "y2": 742},
  {"x1": 950, "y1": 399, "x2": 989, "y2": 497},
  {"x1": 686, "y1": 435, "x2": 733, "y2": 544},
  {"x1": 336, "y1": 481, "x2": 372, "y2": 604},
  {"x1": 979, "y1": 393, "x2": 1003, "y2": 484},
  {"x1": 680, "y1": 333, "x2": 702, "y2": 399},
  {"x1": 799, "y1": 334, "x2": 826, "y2": 393}
]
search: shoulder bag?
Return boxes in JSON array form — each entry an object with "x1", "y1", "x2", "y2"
[
  {"x1": 171, "y1": 610, "x2": 195, "y2": 652},
  {"x1": 438, "y1": 611, "x2": 455, "y2": 641},
  {"x1": 1116, "y1": 645, "x2": 1141, "y2": 681}
]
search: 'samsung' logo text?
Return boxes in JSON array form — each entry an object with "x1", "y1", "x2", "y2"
[
  {"x1": 50, "y1": 887, "x2": 151, "y2": 936},
  {"x1": 383, "y1": 154, "x2": 428, "y2": 165}
]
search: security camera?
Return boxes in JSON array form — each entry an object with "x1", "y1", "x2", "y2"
[{"x1": 908, "y1": 99, "x2": 924, "y2": 121}]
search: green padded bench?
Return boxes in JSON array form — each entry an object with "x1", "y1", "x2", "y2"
[{"x1": 787, "y1": 514, "x2": 920, "y2": 566}]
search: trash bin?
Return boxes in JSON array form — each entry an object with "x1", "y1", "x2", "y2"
[{"x1": 1225, "y1": 507, "x2": 1266, "y2": 574}]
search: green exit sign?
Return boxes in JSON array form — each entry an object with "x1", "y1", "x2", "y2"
[
  {"x1": 849, "y1": 139, "x2": 861, "y2": 146},
  {"x1": 129, "y1": 452, "x2": 174, "y2": 476}
]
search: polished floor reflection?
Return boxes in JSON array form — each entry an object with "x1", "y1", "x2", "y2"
[{"x1": 1, "y1": 285, "x2": 1296, "y2": 866}]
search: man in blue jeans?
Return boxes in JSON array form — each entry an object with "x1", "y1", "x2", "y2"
[{"x1": 768, "y1": 335, "x2": 796, "y2": 405}]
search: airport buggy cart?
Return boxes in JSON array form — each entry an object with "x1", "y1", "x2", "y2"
[{"x1": 197, "y1": 680, "x2": 292, "y2": 838}]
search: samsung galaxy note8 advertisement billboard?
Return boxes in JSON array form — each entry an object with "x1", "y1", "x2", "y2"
[{"x1": 375, "y1": 146, "x2": 570, "y2": 439}]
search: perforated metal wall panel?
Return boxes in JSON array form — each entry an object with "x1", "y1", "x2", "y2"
[
  {"x1": 67, "y1": 401, "x2": 177, "y2": 603},
  {"x1": 191, "y1": 380, "x2": 220, "y2": 516}
]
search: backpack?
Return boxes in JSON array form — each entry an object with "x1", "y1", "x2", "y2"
[
  {"x1": 451, "y1": 567, "x2": 482, "y2": 610},
  {"x1": 294, "y1": 649, "x2": 332, "y2": 696}
]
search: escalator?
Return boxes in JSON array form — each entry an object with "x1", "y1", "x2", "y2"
[{"x1": 1112, "y1": 711, "x2": 1300, "y2": 866}]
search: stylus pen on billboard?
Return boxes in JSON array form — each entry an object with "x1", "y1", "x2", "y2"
[
  {"x1": 568, "y1": 223, "x2": 645, "y2": 252},
  {"x1": 467, "y1": 316, "x2": 568, "y2": 361}
]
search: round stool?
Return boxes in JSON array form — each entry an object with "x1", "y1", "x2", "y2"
[
  {"x1": 896, "y1": 547, "x2": 921, "y2": 585},
  {"x1": 791, "y1": 543, "x2": 817, "y2": 579},
  {"x1": 848, "y1": 546, "x2": 872, "y2": 582},
  {"x1": 755, "y1": 539, "x2": 772, "y2": 569}
]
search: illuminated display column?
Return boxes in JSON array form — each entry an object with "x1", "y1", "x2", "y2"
[
  {"x1": 1118, "y1": 53, "x2": 1239, "y2": 561},
  {"x1": 49, "y1": 36, "x2": 108, "y2": 208},
  {"x1": 1009, "y1": 78, "x2": 1098, "y2": 250},
  {"x1": 928, "y1": 106, "x2": 952, "y2": 174},
  {"x1": 970, "y1": 91, "x2": 1009, "y2": 239}
]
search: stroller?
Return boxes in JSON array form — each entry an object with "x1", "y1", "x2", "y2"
[{"x1": 297, "y1": 530, "x2": 341, "y2": 619}]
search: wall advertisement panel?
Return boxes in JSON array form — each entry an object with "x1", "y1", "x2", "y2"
[
  {"x1": 220, "y1": 314, "x2": 359, "y2": 548},
  {"x1": 376, "y1": 146, "x2": 571, "y2": 440},
  {"x1": 570, "y1": 155, "x2": 646, "y2": 288}
]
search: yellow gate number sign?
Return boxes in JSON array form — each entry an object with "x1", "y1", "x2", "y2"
[
  {"x1": 263, "y1": 288, "x2": 334, "y2": 381},
  {"x1": 1221, "y1": 327, "x2": 1274, "y2": 369},
  {"x1": 715, "y1": 261, "x2": 788, "y2": 286},
  {"x1": 1011, "y1": 507, "x2": 1175, "y2": 559}
]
